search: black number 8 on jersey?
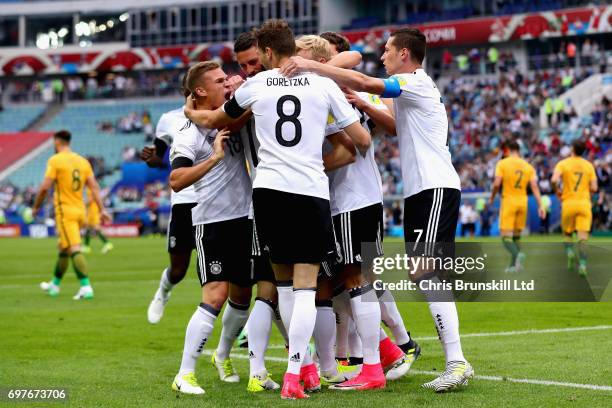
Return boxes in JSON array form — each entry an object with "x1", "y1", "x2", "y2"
[{"x1": 275, "y1": 95, "x2": 302, "y2": 147}]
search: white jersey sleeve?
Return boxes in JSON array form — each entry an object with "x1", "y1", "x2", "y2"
[
  {"x1": 157, "y1": 107, "x2": 197, "y2": 205},
  {"x1": 324, "y1": 113, "x2": 341, "y2": 136},
  {"x1": 223, "y1": 77, "x2": 258, "y2": 118},
  {"x1": 324, "y1": 79, "x2": 359, "y2": 129},
  {"x1": 234, "y1": 77, "x2": 258, "y2": 108},
  {"x1": 155, "y1": 111, "x2": 175, "y2": 146},
  {"x1": 169, "y1": 122, "x2": 198, "y2": 164}
]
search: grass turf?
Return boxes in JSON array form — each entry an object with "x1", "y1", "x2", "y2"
[{"x1": 0, "y1": 236, "x2": 611, "y2": 407}]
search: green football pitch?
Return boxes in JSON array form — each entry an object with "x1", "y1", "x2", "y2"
[{"x1": 1, "y1": 236, "x2": 611, "y2": 407}]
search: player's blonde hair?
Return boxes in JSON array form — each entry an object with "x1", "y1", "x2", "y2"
[
  {"x1": 295, "y1": 35, "x2": 332, "y2": 62},
  {"x1": 185, "y1": 61, "x2": 221, "y2": 94}
]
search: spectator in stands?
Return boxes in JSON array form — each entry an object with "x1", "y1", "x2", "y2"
[
  {"x1": 479, "y1": 203, "x2": 493, "y2": 237},
  {"x1": 457, "y1": 53, "x2": 468, "y2": 73},
  {"x1": 469, "y1": 48, "x2": 481, "y2": 74},
  {"x1": 459, "y1": 202, "x2": 478, "y2": 237},
  {"x1": 86, "y1": 74, "x2": 98, "y2": 99},
  {"x1": 122, "y1": 146, "x2": 137, "y2": 162},
  {"x1": 487, "y1": 46, "x2": 498, "y2": 73},
  {"x1": 442, "y1": 49, "x2": 453, "y2": 70},
  {"x1": 52, "y1": 78, "x2": 64, "y2": 103},
  {"x1": 566, "y1": 41, "x2": 577, "y2": 67}
]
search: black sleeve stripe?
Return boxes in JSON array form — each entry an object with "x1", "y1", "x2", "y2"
[
  {"x1": 224, "y1": 97, "x2": 247, "y2": 119},
  {"x1": 153, "y1": 138, "x2": 168, "y2": 158},
  {"x1": 171, "y1": 157, "x2": 194, "y2": 170}
]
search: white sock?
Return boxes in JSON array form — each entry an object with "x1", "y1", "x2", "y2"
[
  {"x1": 333, "y1": 290, "x2": 351, "y2": 359},
  {"x1": 314, "y1": 301, "x2": 337, "y2": 373},
  {"x1": 379, "y1": 327, "x2": 388, "y2": 340},
  {"x1": 215, "y1": 300, "x2": 250, "y2": 361},
  {"x1": 378, "y1": 289, "x2": 410, "y2": 346},
  {"x1": 427, "y1": 301, "x2": 465, "y2": 363},
  {"x1": 178, "y1": 303, "x2": 218, "y2": 375},
  {"x1": 272, "y1": 305, "x2": 289, "y2": 345},
  {"x1": 278, "y1": 283, "x2": 313, "y2": 367},
  {"x1": 422, "y1": 277, "x2": 465, "y2": 363},
  {"x1": 347, "y1": 318, "x2": 363, "y2": 361},
  {"x1": 349, "y1": 285, "x2": 381, "y2": 365},
  {"x1": 247, "y1": 298, "x2": 273, "y2": 376},
  {"x1": 159, "y1": 268, "x2": 173, "y2": 296},
  {"x1": 287, "y1": 289, "x2": 317, "y2": 375},
  {"x1": 277, "y1": 284, "x2": 294, "y2": 332},
  {"x1": 335, "y1": 311, "x2": 349, "y2": 359}
]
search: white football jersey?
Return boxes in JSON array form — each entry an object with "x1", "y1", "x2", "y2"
[
  {"x1": 324, "y1": 92, "x2": 385, "y2": 215},
  {"x1": 225, "y1": 69, "x2": 359, "y2": 200},
  {"x1": 170, "y1": 122, "x2": 251, "y2": 225},
  {"x1": 239, "y1": 116, "x2": 260, "y2": 183},
  {"x1": 238, "y1": 116, "x2": 259, "y2": 219},
  {"x1": 155, "y1": 107, "x2": 197, "y2": 205},
  {"x1": 390, "y1": 69, "x2": 460, "y2": 198}
]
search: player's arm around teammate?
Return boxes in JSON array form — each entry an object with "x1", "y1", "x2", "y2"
[
  {"x1": 324, "y1": 131, "x2": 356, "y2": 171},
  {"x1": 343, "y1": 88, "x2": 397, "y2": 136}
]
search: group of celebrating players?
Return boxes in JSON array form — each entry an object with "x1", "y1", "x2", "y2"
[
  {"x1": 34, "y1": 17, "x2": 598, "y2": 401},
  {"x1": 142, "y1": 20, "x2": 471, "y2": 399}
]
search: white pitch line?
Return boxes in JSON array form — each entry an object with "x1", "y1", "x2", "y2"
[
  {"x1": 261, "y1": 325, "x2": 612, "y2": 348},
  {"x1": 201, "y1": 351, "x2": 612, "y2": 392}
]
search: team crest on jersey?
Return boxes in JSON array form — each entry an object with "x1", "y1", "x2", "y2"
[
  {"x1": 169, "y1": 236, "x2": 176, "y2": 248},
  {"x1": 395, "y1": 75, "x2": 407, "y2": 87},
  {"x1": 369, "y1": 95, "x2": 382, "y2": 105},
  {"x1": 209, "y1": 261, "x2": 223, "y2": 275}
]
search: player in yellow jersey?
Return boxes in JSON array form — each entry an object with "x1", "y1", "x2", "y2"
[
  {"x1": 489, "y1": 141, "x2": 546, "y2": 272},
  {"x1": 83, "y1": 184, "x2": 113, "y2": 254},
  {"x1": 551, "y1": 140, "x2": 598, "y2": 276},
  {"x1": 32, "y1": 130, "x2": 110, "y2": 299}
]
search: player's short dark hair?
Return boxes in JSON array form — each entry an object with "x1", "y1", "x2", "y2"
[
  {"x1": 54, "y1": 130, "x2": 71, "y2": 143},
  {"x1": 320, "y1": 31, "x2": 351, "y2": 53},
  {"x1": 572, "y1": 139, "x2": 586, "y2": 156},
  {"x1": 391, "y1": 28, "x2": 426, "y2": 64},
  {"x1": 254, "y1": 19, "x2": 295, "y2": 58},
  {"x1": 185, "y1": 61, "x2": 221, "y2": 94},
  {"x1": 234, "y1": 31, "x2": 257, "y2": 53},
  {"x1": 507, "y1": 140, "x2": 520, "y2": 152}
]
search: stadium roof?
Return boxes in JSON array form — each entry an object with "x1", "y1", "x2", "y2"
[{"x1": 0, "y1": 0, "x2": 227, "y2": 16}]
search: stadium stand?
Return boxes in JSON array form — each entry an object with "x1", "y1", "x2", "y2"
[
  {"x1": 5, "y1": 98, "x2": 182, "y2": 189},
  {"x1": 0, "y1": 104, "x2": 45, "y2": 132}
]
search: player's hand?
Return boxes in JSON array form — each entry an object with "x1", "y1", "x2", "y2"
[
  {"x1": 184, "y1": 95, "x2": 197, "y2": 120},
  {"x1": 226, "y1": 75, "x2": 245, "y2": 95},
  {"x1": 343, "y1": 88, "x2": 366, "y2": 109},
  {"x1": 279, "y1": 56, "x2": 311, "y2": 77},
  {"x1": 140, "y1": 146, "x2": 155, "y2": 161},
  {"x1": 100, "y1": 210, "x2": 112, "y2": 224},
  {"x1": 538, "y1": 206, "x2": 546, "y2": 219},
  {"x1": 212, "y1": 128, "x2": 231, "y2": 161}
]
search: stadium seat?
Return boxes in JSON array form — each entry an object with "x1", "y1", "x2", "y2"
[{"x1": 0, "y1": 104, "x2": 45, "y2": 132}]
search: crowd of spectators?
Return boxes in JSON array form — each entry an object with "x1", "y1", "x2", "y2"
[
  {"x1": 4, "y1": 72, "x2": 183, "y2": 104},
  {"x1": 1, "y1": 37, "x2": 610, "y2": 233}
]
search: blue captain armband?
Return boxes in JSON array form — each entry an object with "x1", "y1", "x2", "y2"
[{"x1": 381, "y1": 76, "x2": 402, "y2": 98}]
